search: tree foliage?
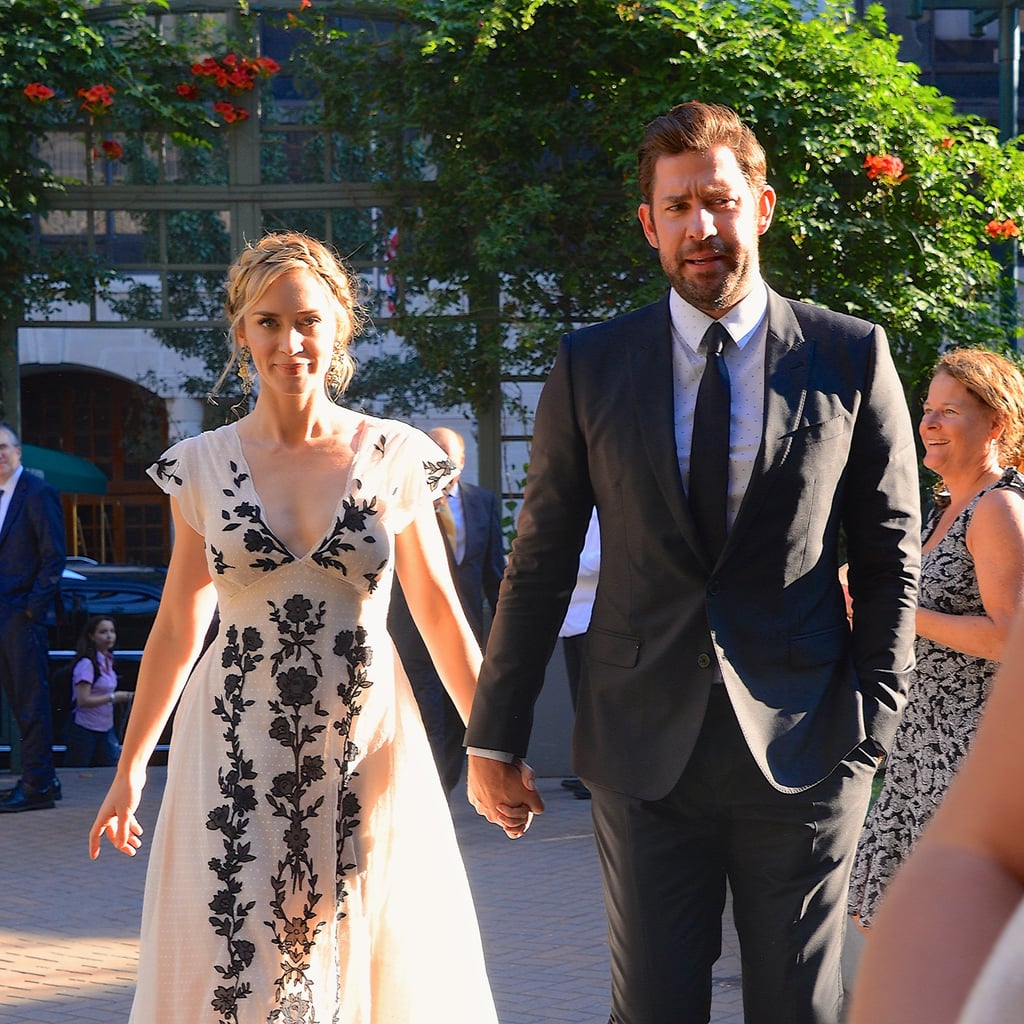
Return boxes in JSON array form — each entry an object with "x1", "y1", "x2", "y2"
[
  {"x1": 299, "y1": 0, "x2": 1024, "y2": 411},
  {"x1": 0, "y1": 0, "x2": 217, "y2": 323}
]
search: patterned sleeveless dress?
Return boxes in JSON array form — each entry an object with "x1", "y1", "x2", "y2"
[{"x1": 848, "y1": 467, "x2": 1024, "y2": 927}]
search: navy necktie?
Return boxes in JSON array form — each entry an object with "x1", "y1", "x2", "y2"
[{"x1": 689, "y1": 321, "x2": 731, "y2": 558}]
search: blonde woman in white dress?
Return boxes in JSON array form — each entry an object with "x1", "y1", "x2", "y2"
[{"x1": 88, "y1": 231, "x2": 532, "y2": 1024}]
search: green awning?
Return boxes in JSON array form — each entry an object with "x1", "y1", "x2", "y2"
[{"x1": 21, "y1": 444, "x2": 108, "y2": 495}]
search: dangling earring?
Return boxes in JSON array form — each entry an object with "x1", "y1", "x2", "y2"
[
  {"x1": 325, "y1": 342, "x2": 345, "y2": 398},
  {"x1": 237, "y1": 347, "x2": 253, "y2": 396}
]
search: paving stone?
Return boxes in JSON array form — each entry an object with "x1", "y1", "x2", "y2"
[{"x1": 0, "y1": 769, "x2": 748, "y2": 1024}]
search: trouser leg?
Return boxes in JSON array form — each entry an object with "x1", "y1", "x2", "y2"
[
  {"x1": 590, "y1": 780, "x2": 727, "y2": 1024},
  {"x1": 589, "y1": 687, "x2": 874, "y2": 1024},
  {"x1": 0, "y1": 614, "x2": 54, "y2": 787}
]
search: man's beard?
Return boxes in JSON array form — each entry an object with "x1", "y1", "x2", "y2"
[{"x1": 660, "y1": 244, "x2": 755, "y2": 314}]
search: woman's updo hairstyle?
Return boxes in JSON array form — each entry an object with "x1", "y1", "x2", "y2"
[{"x1": 215, "y1": 231, "x2": 367, "y2": 399}]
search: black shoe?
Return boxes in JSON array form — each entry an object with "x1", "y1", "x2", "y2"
[
  {"x1": 572, "y1": 783, "x2": 591, "y2": 800},
  {"x1": 0, "y1": 780, "x2": 56, "y2": 813},
  {"x1": 561, "y1": 776, "x2": 582, "y2": 791},
  {"x1": 0, "y1": 776, "x2": 60, "y2": 801}
]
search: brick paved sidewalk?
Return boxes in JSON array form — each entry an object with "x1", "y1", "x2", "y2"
[{"x1": 0, "y1": 768, "x2": 744, "y2": 1024}]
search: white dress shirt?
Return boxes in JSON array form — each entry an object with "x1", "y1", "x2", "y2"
[
  {"x1": 0, "y1": 464, "x2": 23, "y2": 534},
  {"x1": 669, "y1": 280, "x2": 769, "y2": 529}
]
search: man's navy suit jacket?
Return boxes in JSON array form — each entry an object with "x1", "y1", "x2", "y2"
[
  {"x1": 467, "y1": 289, "x2": 921, "y2": 801},
  {"x1": 0, "y1": 470, "x2": 65, "y2": 622}
]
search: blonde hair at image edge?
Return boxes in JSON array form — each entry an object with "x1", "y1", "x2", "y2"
[{"x1": 214, "y1": 232, "x2": 367, "y2": 399}]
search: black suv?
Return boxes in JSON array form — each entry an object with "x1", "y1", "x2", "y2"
[{"x1": 48, "y1": 560, "x2": 167, "y2": 654}]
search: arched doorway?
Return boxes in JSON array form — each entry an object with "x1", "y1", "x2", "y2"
[{"x1": 22, "y1": 369, "x2": 170, "y2": 565}]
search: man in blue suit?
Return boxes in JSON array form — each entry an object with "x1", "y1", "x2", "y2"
[
  {"x1": 389, "y1": 426, "x2": 505, "y2": 795},
  {"x1": 0, "y1": 422, "x2": 66, "y2": 812},
  {"x1": 466, "y1": 103, "x2": 920, "y2": 1023}
]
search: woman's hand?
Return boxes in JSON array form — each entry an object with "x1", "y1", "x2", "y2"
[
  {"x1": 89, "y1": 769, "x2": 146, "y2": 859},
  {"x1": 494, "y1": 758, "x2": 541, "y2": 837}
]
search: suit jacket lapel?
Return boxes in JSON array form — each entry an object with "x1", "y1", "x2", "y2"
[
  {"x1": 728, "y1": 290, "x2": 811, "y2": 545},
  {"x1": 627, "y1": 297, "x2": 709, "y2": 566},
  {"x1": 457, "y1": 481, "x2": 482, "y2": 560},
  {"x1": 0, "y1": 474, "x2": 27, "y2": 550}
]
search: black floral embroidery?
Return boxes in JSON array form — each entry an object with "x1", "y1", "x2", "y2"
[
  {"x1": 424, "y1": 457, "x2": 456, "y2": 492},
  {"x1": 310, "y1": 497, "x2": 379, "y2": 575},
  {"x1": 363, "y1": 560, "x2": 388, "y2": 594},
  {"x1": 310, "y1": 524, "x2": 356, "y2": 575},
  {"x1": 223, "y1": 460, "x2": 249, "y2": 496},
  {"x1": 210, "y1": 544, "x2": 234, "y2": 575},
  {"x1": 340, "y1": 495, "x2": 377, "y2": 534},
  {"x1": 220, "y1": 496, "x2": 295, "y2": 573},
  {"x1": 150, "y1": 455, "x2": 183, "y2": 487},
  {"x1": 218, "y1": 475, "x2": 294, "y2": 573},
  {"x1": 268, "y1": 596, "x2": 325, "y2": 679},
  {"x1": 207, "y1": 623, "x2": 263, "y2": 1024},
  {"x1": 264, "y1": 593, "x2": 332, "y2": 1019},
  {"x1": 332, "y1": 626, "x2": 374, "y2": 921}
]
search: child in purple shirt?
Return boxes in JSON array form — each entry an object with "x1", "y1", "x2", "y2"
[{"x1": 65, "y1": 616, "x2": 133, "y2": 767}]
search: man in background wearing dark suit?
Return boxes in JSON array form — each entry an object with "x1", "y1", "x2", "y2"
[
  {"x1": 466, "y1": 102, "x2": 920, "y2": 1023},
  {"x1": 0, "y1": 422, "x2": 66, "y2": 812},
  {"x1": 389, "y1": 426, "x2": 505, "y2": 796}
]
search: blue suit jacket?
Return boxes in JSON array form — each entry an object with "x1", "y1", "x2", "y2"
[
  {"x1": 0, "y1": 470, "x2": 66, "y2": 622},
  {"x1": 448, "y1": 480, "x2": 505, "y2": 642},
  {"x1": 467, "y1": 289, "x2": 921, "y2": 799}
]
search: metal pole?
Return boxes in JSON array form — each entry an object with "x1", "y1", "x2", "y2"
[
  {"x1": 998, "y1": 1, "x2": 1020, "y2": 142},
  {"x1": 998, "y1": 3, "x2": 1021, "y2": 344}
]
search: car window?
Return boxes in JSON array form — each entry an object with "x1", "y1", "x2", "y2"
[{"x1": 51, "y1": 582, "x2": 162, "y2": 652}]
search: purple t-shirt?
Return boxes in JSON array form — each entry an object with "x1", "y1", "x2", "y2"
[{"x1": 72, "y1": 652, "x2": 117, "y2": 732}]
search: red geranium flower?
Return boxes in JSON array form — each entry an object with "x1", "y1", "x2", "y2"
[
  {"x1": 213, "y1": 100, "x2": 249, "y2": 123},
  {"x1": 24, "y1": 82, "x2": 55, "y2": 103},
  {"x1": 985, "y1": 218, "x2": 1020, "y2": 240},
  {"x1": 78, "y1": 84, "x2": 115, "y2": 116},
  {"x1": 100, "y1": 139, "x2": 124, "y2": 161},
  {"x1": 176, "y1": 82, "x2": 200, "y2": 100},
  {"x1": 863, "y1": 153, "x2": 907, "y2": 186}
]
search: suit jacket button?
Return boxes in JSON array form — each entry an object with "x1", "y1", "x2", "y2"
[
  {"x1": 708, "y1": 581, "x2": 721, "y2": 596},
  {"x1": 697, "y1": 653, "x2": 712, "y2": 669}
]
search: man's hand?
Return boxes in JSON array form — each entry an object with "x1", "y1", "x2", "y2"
[{"x1": 468, "y1": 754, "x2": 546, "y2": 839}]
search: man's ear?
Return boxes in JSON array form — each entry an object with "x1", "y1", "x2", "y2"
[
  {"x1": 638, "y1": 203, "x2": 659, "y2": 249},
  {"x1": 756, "y1": 184, "x2": 776, "y2": 236}
]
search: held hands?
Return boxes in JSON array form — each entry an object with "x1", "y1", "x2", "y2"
[
  {"x1": 467, "y1": 754, "x2": 546, "y2": 840},
  {"x1": 89, "y1": 769, "x2": 146, "y2": 860}
]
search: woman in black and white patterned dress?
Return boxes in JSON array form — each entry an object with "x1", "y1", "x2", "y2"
[{"x1": 849, "y1": 347, "x2": 1024, "y2": 929}]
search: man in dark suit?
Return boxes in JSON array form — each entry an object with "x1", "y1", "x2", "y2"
[
  {"x1": 465, "y1": 102, "x2": 921, "y2": 1024},
  {"x1": 0, "y1": 422, "x2": 66, "y2": 812},
  {"x1": 389, "y1": 426, "x2": 505, "y2": 795}
]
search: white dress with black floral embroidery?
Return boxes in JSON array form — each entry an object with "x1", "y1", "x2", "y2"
[{"x1": 133, "y1": 419, "x2": 499, "y2": 1024}]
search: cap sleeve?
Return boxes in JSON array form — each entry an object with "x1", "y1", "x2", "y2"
[
  {"x1": 147, "y1": 435, "x2": 205, "y2": 537},
  {"x1": 386, "y1": 425, "x2": 457, "y2": 535}
]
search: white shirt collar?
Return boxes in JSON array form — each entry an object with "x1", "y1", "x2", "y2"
[
  {"x1": 1, "y1": 464, "x2": 23, "y2": 494},
  {"x1": 668, "y1": 279, "x2": 769, "y2": 353}
]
